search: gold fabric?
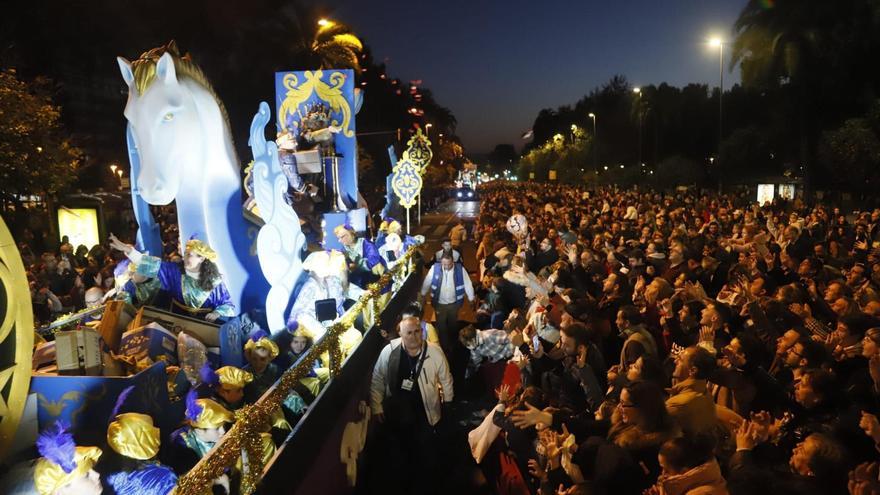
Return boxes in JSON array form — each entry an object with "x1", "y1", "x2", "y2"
[
  {"x1": 34, "y1": 446, "x2": 102, "y2": 495},
  {"x1": 216, "y1": 366, "x2": 253, "y2": 389},
  {"x1": 185, "y1": 239, "x2": 218, "y2": 262},
  {"x1": 107, "y1": 412, "x2": 161, "y2": 460},
  {"x1": 244, "y1": 337, "x2": 279, "y2": 360},
  {"x1": 192, "y1": 399, "x2": 234, "y2": 429}
]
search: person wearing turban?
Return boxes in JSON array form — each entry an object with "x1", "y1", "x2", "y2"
[
  {"x1": 210, "y1": 365, "x2": 254, "y2": 411},
  {"x1": 105, "y1": 387, "x2": 177, "y2": 495},
  {"x1": 243, "y1": 331, "x2": 281, "y2": 404},
  {"x1": 109, "y1": 234, "x2": 234, "y2": 322},
  {"x1": 168, "y1": 391, "x2": 234, "y2": 475},
  {"x1": 34, "y1": 422, "x2": 103, "y2": 495}
]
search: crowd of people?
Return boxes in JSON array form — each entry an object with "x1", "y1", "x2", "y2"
[{"x1": 374, "y1": 182, "x2": 880, "y2": 495}]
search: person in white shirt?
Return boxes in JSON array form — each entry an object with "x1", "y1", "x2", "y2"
[
  {"x1": 433, "y1": 240, "x2": 462, "y2": 264},
  {"x1": 420, "y1": 253, "x2": 474, "y2": 353}
]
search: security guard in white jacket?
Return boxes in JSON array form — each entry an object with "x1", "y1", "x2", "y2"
[{"x1": 371, "y1": 316, "x2": 454, "y2": 427}]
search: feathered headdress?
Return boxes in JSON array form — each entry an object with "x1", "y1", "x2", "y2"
[
  {"x1": 109, "y1": 385, "x2": 135, "y2": 423},
  {"x1": 35, "y1": 422, "x2": 103, "y2": 495},
  {"x1": 107, "y1": 464, "x2": 178, "y2": 495},
  {"x1": 200, "y1": 363, "x2": 219, "y2": 388},
  {"x1": 244, "y1": 329, "x2": 279, "y2": 359},
  {"x1": 185, "y1": 389, "x2": 203, "y2": 424},
  {"x1": 36, "y1": 422, "x2": 77, "y2": 474}
]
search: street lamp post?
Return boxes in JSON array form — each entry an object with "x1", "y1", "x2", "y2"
[
  {"x1": 588, "y1": 113, "x2": 597, "y2": 172},
  {"x1": 709, "y1": 38, "x2": 723, "y2": 170},
  {"x1": 633, "y1": 87, "x2": 642, "y2": 168}
]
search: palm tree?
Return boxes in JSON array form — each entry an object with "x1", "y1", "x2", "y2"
[
  {"x1": 308, "y1": 20, "x2": 363, "y2": 71},
  {"x1": 731, "y1": 0, "x2": 880, "y2": 191}
]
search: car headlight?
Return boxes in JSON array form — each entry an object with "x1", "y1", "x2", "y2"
[
  {"x1": 456, "y1": 192, "x2": 462, "y2": 198},
  {"x1": 467, "y1": 191, "x2": 473, "y2": 197}
]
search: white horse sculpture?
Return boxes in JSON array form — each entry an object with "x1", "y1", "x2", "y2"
[{"x1": 117, "y1": 42, "x2": 268, "y2": 313}]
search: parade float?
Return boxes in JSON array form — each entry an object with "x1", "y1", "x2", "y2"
[{"x1": 0, "y1": 41, "x2": 427, "y2": 494}]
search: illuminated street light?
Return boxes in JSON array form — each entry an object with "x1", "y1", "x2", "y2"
[
  {"x1": 588, "y1": 113, "x2": 598, "y2": 172},
  {"x1": 318, "y1": 18, "x2": 333, "y2": 27},
  {"x1": 708, "y1": 35, "x2": 724, "y2": 187},
  {"x1": 633, "y1": 88, "x2": 642, "y2": 168},
  {"x1": 110, "y1": 164, "x2": 118, "y2": 174}
]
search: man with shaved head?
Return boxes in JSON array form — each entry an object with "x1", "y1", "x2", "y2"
[{"x1": 370, "y1": 315, "x2": 453, "y2": 492}]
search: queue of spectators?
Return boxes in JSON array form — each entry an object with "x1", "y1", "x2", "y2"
[{"x1": 446, "y1": 183, "x2": 880, "y2": 495}]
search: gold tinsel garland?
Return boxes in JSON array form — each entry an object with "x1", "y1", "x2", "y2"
[{"x1": 176, "y1": 246, "x2": 417, "y2": 495}]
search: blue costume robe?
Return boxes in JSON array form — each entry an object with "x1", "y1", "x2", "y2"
[
  {"x1": 342, "y1": 238, "x2": 385, "y2": 288},
  {"x1": 136, "y1": 255, "x2": 235, "y2": 319}
]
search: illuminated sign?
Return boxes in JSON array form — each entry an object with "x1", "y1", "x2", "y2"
[
  {"x1": 756, "y1": 184, "x2": 775, "y2": 205},
  {"x1": 57, "y1": 208, "x2": 100, "y2": 248}
]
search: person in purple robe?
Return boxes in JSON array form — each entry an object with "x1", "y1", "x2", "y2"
[
  {"x1": 108, "y1": 234, "x2": 235, "y2": 322},
  {"x1": 333, "y1": 224, "x2": 386, "y2": 288}
]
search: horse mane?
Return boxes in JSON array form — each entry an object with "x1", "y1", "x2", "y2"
[{"x1": 131, "y1": 40, "x2": 232, "y2": 133}]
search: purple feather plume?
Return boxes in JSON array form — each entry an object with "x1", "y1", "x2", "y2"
[
  {"x1": 109, "y1": 386, "x2": 135, "y2": 422},
  {"x1": 247, "y1": 329, "x2": 270, "y2": 344},
  {"x1": 199, "y1": 363, "x2": 218, "y2": 387},
  {"x1": 36, "y1": 421, "x2": 77, "y2": 473},
  {"x1": 185, "y1": 389, "x2": 203, "y2": 423}
]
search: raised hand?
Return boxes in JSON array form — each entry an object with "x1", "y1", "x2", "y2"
[
  {"x1": 527, "y1": 458, "x2": 547, "y2": 481},
  {"x1": 496, "y1": 384, "x2": 512, "y2": 403},
  {"x1": 511, "y1": 403, "x2": 553, "y2": 429},
  {"x1": 699, "y1": 325, "x2": 716, "y2": 344},
  {"x1": 108, "y1": 233, "x2": 132, "y2": 254}
]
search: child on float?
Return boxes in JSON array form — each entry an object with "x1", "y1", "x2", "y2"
[
  {"x1": 242, "y1": 330, "x2": 281, "y2": 404},
  {"x1": 168, "y1": 391, "x2": 234, "y2": 478},
  {"x1": 33, "y1": 422, "x2": 103, "y2": 495},
  {"x1": 103, "y1": 387, "x2": 178, "y2": 494},
  {"x1": 280, "y1": 321, "x2": 331, "y2": 415},
  {"x1": 202, "y1": 365, "x2": 254, "y2": 412}
]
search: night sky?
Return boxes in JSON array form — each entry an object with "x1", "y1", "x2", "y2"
[{"x1": 331, "y1": 0, "x2": 745, "y2": 153}]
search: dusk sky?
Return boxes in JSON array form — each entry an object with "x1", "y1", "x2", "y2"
[{"x1": 331, "y1": 0, "x2": 745, "y2": 154}]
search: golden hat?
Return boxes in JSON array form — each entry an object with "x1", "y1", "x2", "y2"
[
  {"x1": 215, "y1": 366, "x2": 253, "y2": 389},
  {"x1": 244, "y1": 336, "x2": 280, "y2": 360},
  {"x1": 107, "y1": 412, "x2": 160, "y2": 460},
  {"x1": 333, "y1": 224, "x2": 354, "y2": 238},
  {"x1": 34, "y1": 446, "x2": 102, "y2": 495},
  {"x1": 184, "y1": 239, "x2": 218, "y2": 262},
  {"x1": 191, "y1": 398, "x2": 234, "y2": 429},
  {"x1": 291, "y1": 319, "x2": 323, "y2": 341}
]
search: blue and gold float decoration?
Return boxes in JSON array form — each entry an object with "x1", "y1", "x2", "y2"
[
  {"x1": 0, "y1": 216, "x2": 33, "y2": 461},
  {"x1": 390, "y1": 154, "x2": 422, "y2": 234},
  {"x1": 404, "y1": 127, "x2": 433, "y2": 173},
  {"x1": 274, "y1": 69, "x2": 359, "y2": 209}
]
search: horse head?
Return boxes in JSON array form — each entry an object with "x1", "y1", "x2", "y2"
[{"x1": 117, "y1": 47, "x2": 200, "y2": 205}]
